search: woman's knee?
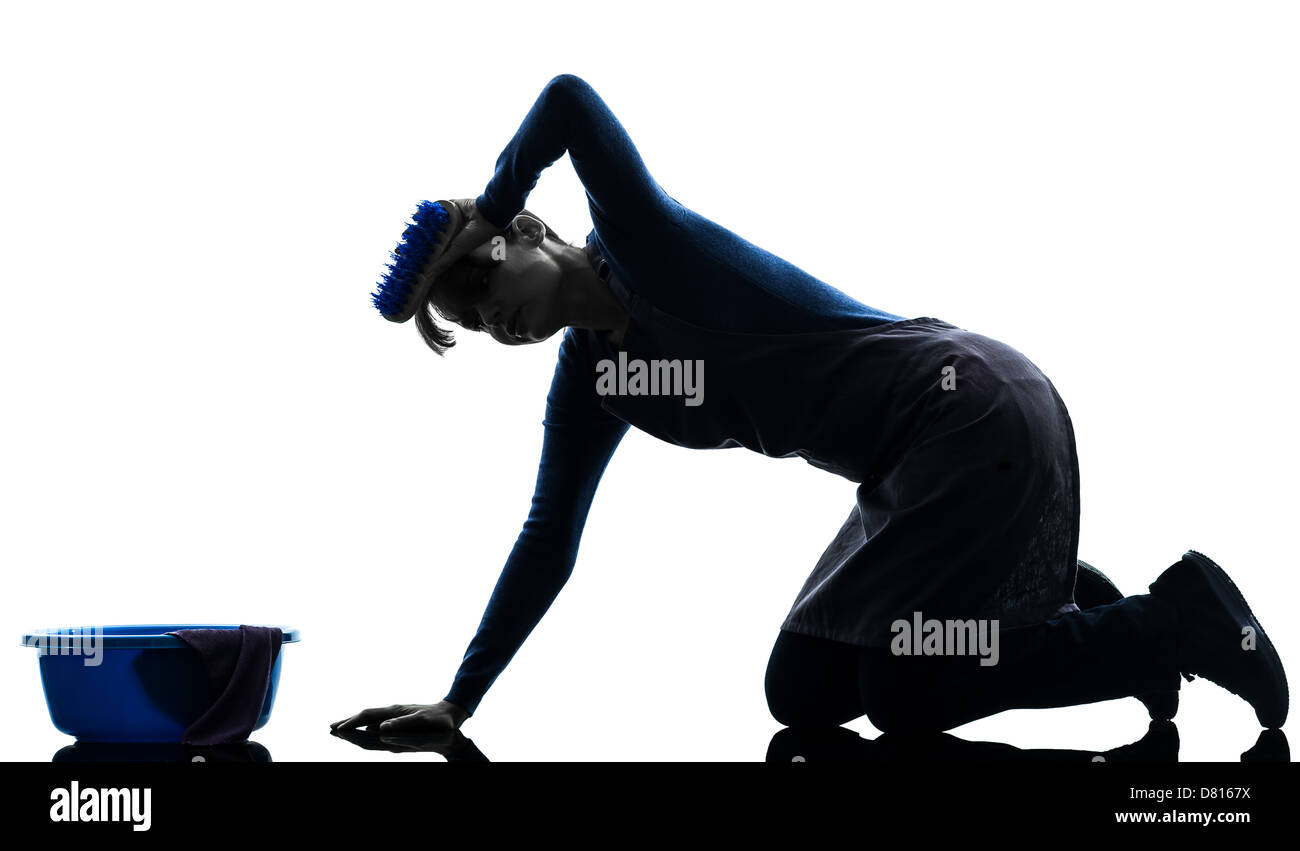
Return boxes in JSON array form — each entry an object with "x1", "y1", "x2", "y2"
[
  {"x1": 860, "y1": 685, "x2": 932, "y2": 734},
  {"x1": 859, "y1": 653, "x2": 954, "y2": 734},
  {"x1": 766, "y1": 674, "x2": 864, "y2": 727},
  {"x1": 764, "y1": 630, "x2": 864, "y2": 727},
  {"x1": 765, "y1": 670, "x2": 816, "y2": 727},
  {"x1": 764, "y1": 643, "x2": 826, "y2": 726}
]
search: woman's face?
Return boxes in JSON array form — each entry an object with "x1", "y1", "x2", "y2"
[{"x1": 429, "y1": 214, "x2": 564, "y2": 346}]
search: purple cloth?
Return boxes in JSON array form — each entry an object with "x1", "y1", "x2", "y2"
[{"x1": 167, "y1": 625, "x2": 282, "y2": 745}]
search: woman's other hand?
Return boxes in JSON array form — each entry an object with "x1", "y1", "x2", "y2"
[{"x1": 422, "y1": 198, "x2": 503, "y2": 280}]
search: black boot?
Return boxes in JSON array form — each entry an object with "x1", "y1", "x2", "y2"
[
  {"x1": 1241, "y1": 728, "x2": 1289, "y2": 762},
  {"x1": 1074, "y1": 559, "x2": 1180, "y2": 720},
  {"x1": 1148, "y1": 550, "x2": 1288, "y2": 728},
  {"x1": 1101, "y1": 719, "x2": 1180, "y2": 763}
]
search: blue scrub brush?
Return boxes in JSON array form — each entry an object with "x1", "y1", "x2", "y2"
[{"x1": 372, "y1": 199, "x2": 464, "y2": 323}]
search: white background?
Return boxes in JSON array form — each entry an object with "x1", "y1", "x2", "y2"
[{"x1": 2, "y1": 0, "x2": 1296, "y2": 762}]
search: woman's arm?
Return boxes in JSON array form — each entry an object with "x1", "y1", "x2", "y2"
[
  {"x1": 442, "y1": 329, "x2": 629, "y2": 716},
  {"x1": 476, "y1": 74, "x2": 673, "y2": 235}
]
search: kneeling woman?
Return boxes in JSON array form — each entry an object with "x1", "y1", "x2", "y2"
[{"x1": 334, "y1": 75, "x2": 1286, "y2": 737}]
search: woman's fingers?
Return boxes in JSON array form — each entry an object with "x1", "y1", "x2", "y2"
[
  {"x1": 449, "y1": 197, "x2": 479, "y2": 221},
  {"x1": 377, "y1": 710, "x2": 428, "y2": 733},
  {"x1": 379, "y1": 707, "x2": 454, "y2": 733},
  {"x1": 330, "y1": 713, "x2": 363, "y2": 730},
  {"x1": 442, "y1": 199, "x2": 502, "y2": 262},
  {"x1": 331, "y1": 705, "x2": 405, "y2": 731},
  {"x1": 333, "y1": 702, "x2": 463, "y2": 734},
  {"x1": 330, "y1": 710, "x2": 374, "y2": 731}
]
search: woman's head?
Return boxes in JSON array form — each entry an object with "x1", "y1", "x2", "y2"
[{"x1": 416, "y1": 210, "x2": 570, "y2": 354}]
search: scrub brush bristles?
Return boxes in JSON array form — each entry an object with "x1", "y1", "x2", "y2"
[{"x1": 372, "y1": 199, "x2": 464, "y2": 323}]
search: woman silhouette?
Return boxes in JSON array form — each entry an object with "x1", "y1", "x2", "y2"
[{"x1": 334, "y1": 75, "x2": 1286, "y2": 738}]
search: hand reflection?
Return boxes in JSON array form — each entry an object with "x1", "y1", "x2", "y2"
[{"x1": 330, "y1": 727, "x2": 489, "y2": 762}]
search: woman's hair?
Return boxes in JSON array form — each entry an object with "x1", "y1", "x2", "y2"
[{"x1": 415, "y1": 209, "x2": 564, "y2": 356}]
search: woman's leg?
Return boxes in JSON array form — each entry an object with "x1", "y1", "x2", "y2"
[
  {"x1": 857, "y1": 594, "x2": 1184, "y2": 734},
  {"x1": 764, "y1": 629, "x2": 866, "y2": 727}
]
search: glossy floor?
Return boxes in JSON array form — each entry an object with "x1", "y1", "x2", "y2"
[{"x1": 6, "y1": 684, "x2": 1290, "y2": 762}]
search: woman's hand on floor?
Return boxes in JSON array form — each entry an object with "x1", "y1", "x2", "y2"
[{"x1": 331, "y1": 700, "x2": 469, "y2": 733}]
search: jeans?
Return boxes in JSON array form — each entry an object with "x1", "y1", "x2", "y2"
[{"x1": 764, "y1": 593, "x2": 1182, "y2": 732}]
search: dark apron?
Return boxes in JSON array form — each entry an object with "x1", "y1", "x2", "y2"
[{"x1": 584, "y1": 240, "x2": 1081, "y2": 648}]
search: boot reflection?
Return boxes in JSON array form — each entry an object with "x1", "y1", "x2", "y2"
[{"x1": 767, "y1": 720, "x2": 1180, "y2": 763}]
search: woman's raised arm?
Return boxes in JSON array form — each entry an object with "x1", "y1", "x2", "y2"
[{"x1": 476, "y1": 74, "x2": 674, "y2": 234}]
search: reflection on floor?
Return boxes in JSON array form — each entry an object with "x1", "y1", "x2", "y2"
[
  {"x1": 45, "y1": 727, "x2": 1289, "y2": 763},
  {"x1": 329, "y1": 728, "x2": 488, "y2": 761},
  {"x1": 52, "y1": 741, "x2": 272, "y2": 762},
  {"x1": 764, "y1": 723, "x2": 1290, "y2": 764}
]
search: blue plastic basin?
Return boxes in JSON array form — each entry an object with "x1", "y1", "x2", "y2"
[{"x1": 23, "y1": 624, "x2": 299, "y2": 743}]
